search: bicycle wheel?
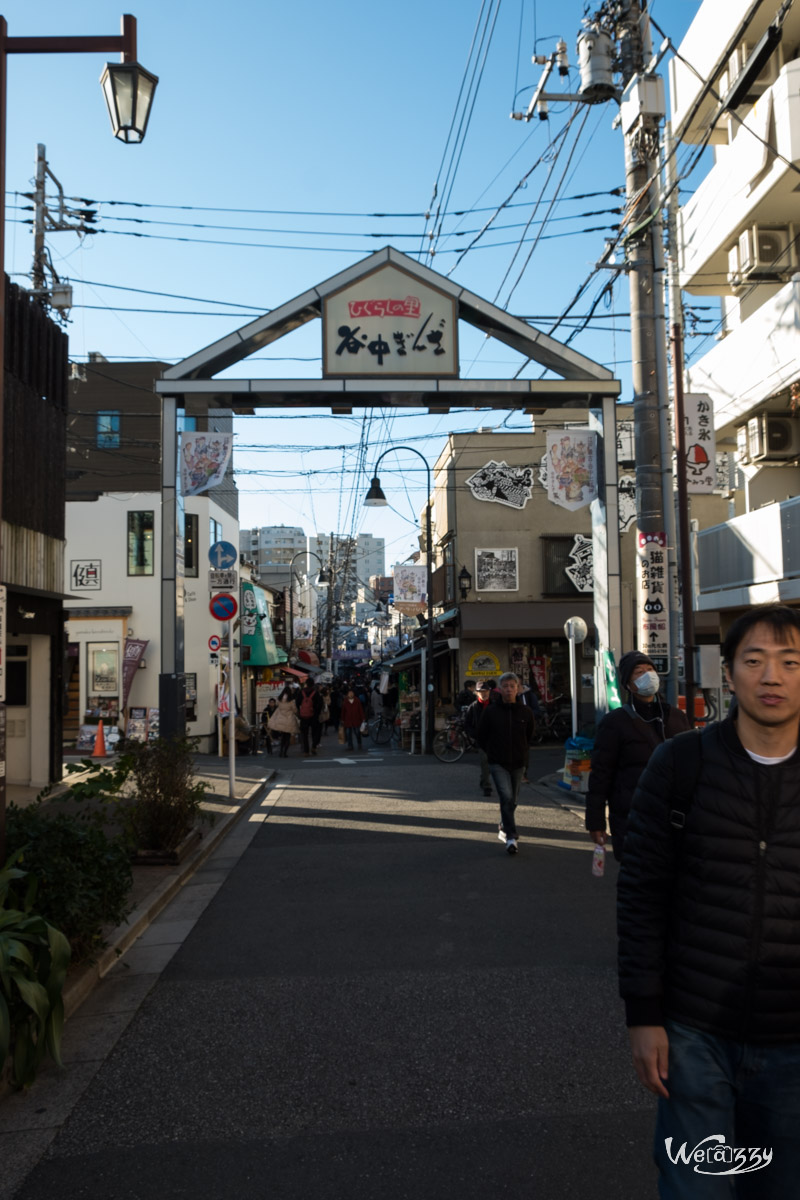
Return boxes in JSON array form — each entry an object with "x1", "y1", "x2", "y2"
[
  {"x1": 373, "y1": 717, "x2": 392, "y2": 745},
  {"x1": 433, "y1": 728, "x2": 465, "y2": 762}
]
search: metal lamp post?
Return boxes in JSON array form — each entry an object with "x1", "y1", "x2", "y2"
[
  {"x1": 288, "y1": 550, "x2": 328, "y2": 658},
  {"x1": 364, "y1": 447, "x2": 435, "y2": 754},
  {"x1": 0, "y1": 13, "x2": 157, "y2": 861}
]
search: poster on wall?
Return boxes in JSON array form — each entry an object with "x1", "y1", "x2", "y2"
[
  {"x1": 464, "y1": 461, "x2": 534, "y2": 509},
  {"x1": 475, "y1": 548, "x2": 518, "y2": 592},
  {"x1": 546, "y1": 429, "x2": 597, "y2": 511},
  {"x1": 529, "y1": 656, "x2": 552, "y2": 702},
  {"x1": 126, "y1": 707, "x2": 148, "y2": 742},
  {"x1": 293, "y1": 616, "x2": 313, "y2": 641}
]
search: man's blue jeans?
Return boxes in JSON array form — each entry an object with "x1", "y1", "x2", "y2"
[
  {"x1": 654, "y1": 1019, "x2": 800, "y2": 1198},
  {"x1": 489, "y1": 764, "x2": 524, "y2": 839}
]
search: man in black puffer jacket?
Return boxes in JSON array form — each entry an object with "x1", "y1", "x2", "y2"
[
  {"x1": 586, "y1": 650, "x2": 689, "y2": 861},
  {"x1": 476, "y1": 672, "x2": 534, "y2": 856},
  {"x1": 618, "y1": 604, "x2": 800, "y2": 1197}
]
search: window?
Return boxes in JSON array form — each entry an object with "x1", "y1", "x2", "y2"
[
  {"x1": 128, "y1": 511, "x2": 155, "y2": 575},
  {"x1": 97, "y1": 410, "x2": 120, "y2": 448},
  {"x1": 185, "y1": 513, "x2": 199, "y2": 577},
  {"x1": 177, "y1": 414, "x2": 197, "y2": 433},
  {"x1": 209, "y1": 517, "x2": 222, "y2": 547},
  {"x1": 541, "y1": 536, "x2": 592, "y2": 596}
]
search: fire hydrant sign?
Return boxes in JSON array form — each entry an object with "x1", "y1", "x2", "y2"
[{"x1": 637, "y1": 531, "x2": 669, "y2": 674}]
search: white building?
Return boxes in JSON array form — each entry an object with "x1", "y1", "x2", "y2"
[
  {"x1": 671, "y1": 1, "x2": 800, "y2": 618},
  {"x1": 239, "y1": 524, "x2": 307, "y2": 572}
]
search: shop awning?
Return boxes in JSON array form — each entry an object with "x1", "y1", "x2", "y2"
[
  {"x1": 279, "y1": 665, "x2": 310, "y2": 680},
  {"x1": 381, "y1": 639, "x2": 453, "y2": 669},
  {"x1": 460, "y1": 600, "x2": 594, "y2": 639}
]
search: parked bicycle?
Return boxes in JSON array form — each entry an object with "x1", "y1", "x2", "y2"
[
  {"x1": 433, "y1": 714, "x2": 479, "y2": 762},
  {"x1": 530, "y1": 696, "x2": 572, "y2": 744},
  {"x1": 369, "y1": 713, "x2": 402, "y2": 746}
]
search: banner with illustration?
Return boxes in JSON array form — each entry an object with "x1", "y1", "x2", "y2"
[
  {"x1": 180, "y1": 432, "x2": 234, "y2": 496},
  {"x1": 546, "y1": 429, "x2": 597, "y2": 511},
  {"x1": 241, "y1": 580, "x2": 284, "y2": 666},
  {"x1": 392, "y1": 563, "x2": 427, "y2": 616}
]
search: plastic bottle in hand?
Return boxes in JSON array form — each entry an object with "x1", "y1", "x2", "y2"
[{"x1": 592, "y1": 844, "x2": 606, "y2": 877}]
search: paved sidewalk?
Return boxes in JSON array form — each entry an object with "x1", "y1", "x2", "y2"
[{"x1": 1, "y1": 746, "x2": 656, "y2": 1199}]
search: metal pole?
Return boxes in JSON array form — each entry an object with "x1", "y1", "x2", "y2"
[
  {"x1": 425, "y1": 498, "x2": 434, "y2": 754},
  {"x1": 568, "y1": 634, "x2": 578, "y2": 739},
  {"x1": 228, "y1": 619, "x2": 235, "y2": 798},
  {"x1": 672, "y1": 326, "x2": 697, "y2": 727}
]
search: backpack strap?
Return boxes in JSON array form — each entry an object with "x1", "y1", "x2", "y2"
[{"x1": 668, "y1": 728, "x2": 704, "y2": 832}]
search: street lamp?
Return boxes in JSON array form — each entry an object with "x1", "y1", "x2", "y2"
[
  {"x1": 0, "y1": 13, "x2": 157, "y2": 862},
  {"x1": 458, "y1": 565, "x2": 472, "y2": 601},
  {"x1": 364, "y1": 447, "x2": 435, "y2": 754},
  {"x1": 288, "y1": 550, "x2": 328, "y2": 655}
]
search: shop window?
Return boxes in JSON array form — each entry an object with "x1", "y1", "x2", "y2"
[
  {"x1": 185, "y1": 512, "x2": 199, "y2": 577},
  {"x1": 97, "y1": 410, "x2": 120, "y2": 448},
  {"x1": 541, "y1": 536, "x2": 592, "y2": 596},
  {"x1": 6, "y1": 644, "x2": 29, "y2": 706},
  {"x1": 128, "y1": 511, "x2": 154, "y2": 576}
]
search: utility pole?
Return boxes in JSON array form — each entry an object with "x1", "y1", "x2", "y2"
[{"x1": 27, "y1": 144, "x2": 96, "y2": 316}]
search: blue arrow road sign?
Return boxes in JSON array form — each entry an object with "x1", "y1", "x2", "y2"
[{"x1": 209, "y1": 539, "x2": 238, "y2": 569}]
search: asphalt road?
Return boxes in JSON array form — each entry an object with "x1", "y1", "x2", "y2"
[{"x1": 3, "y1": 743, "x2": 657, "y2": 1199}]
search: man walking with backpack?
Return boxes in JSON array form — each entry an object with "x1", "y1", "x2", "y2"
[{"x1": 618, "y1": 604, "x2": 800, "y2": 1197}]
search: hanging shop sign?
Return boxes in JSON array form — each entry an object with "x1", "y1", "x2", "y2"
[
  {"x1": 464, "y1": 460, "x2": 534, "y2": 509},
  {"x1": 322, "y1": 263, "x2": 457, "y2": 377},
  {"x1": 392, "y1": 563, "x2": 427, "y2": 616},
  {"x1": 683, "y1": 393, "x2": 716, "y2": 494},
  {"x1": 546, "y1": 429, "x2": 598, "y2": 511},
  {"x1": 180, "y1": 432, "x2": 234, "y2": 496},
  {"x1": 465, "y1": 650, "x2": 502, "y2": 679},
  {"x1": 241, "y1": 581, "x2": 282, "y2": 666},
  {"x1": 564, "y1": 534, "x2": 593, "y2": 593},
  {"x1": 637, "y1": 531, "x2": 669, "y2": 674}
]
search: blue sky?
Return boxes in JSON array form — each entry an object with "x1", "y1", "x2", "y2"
[{"x1": 4, "y1": 0, "x2": 702, "y2": 567}]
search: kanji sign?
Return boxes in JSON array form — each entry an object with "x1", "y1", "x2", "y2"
[
  {"x1": 637, "y1": 531, "x2": 669, "y2": 673},
  {"x1": 209, "y1": 592, "x2": 238, "y2": 621},
  {"x1": 323, "y1": 263, "x2": 457, "y2": 377},
  {"x1": 683, "y1": 393, "x2": 715, "y2": 494}
]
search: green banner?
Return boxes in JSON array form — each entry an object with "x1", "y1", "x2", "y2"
[
  {"x1": 603, "y1": 650, "x2": 622, "y2": 710},
  {"x1": 241, "y1": 581, "x2": 286, "y2": 666}
]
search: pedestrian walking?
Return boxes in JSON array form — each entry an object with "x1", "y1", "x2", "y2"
[
  {"x1": 618, "y1": 604, "x2": 800, "y2": 1198},
  {"x1": 296, "y1": 679, "x2": 324, "y2": 756},
  {"x1": 341, "y1": 687, "x2": 366, "y2": 751},
  {"x1": 464, "y1": 680, "x2": 495, "y2": 796},
  {"x1": 454, "y1": 679, "x2": 477, "y2": 711},
  {"x1": 585, "y1": 650, "x2": 689, "y2": 861},
  {"x1": 268, "y1": 687, "x2": 299, "y2": 758},
  {"x1": 476, "y1": 672, "x2": 534, "y2": 855}
]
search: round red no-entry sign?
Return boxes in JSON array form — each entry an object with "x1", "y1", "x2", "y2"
[{"x1": 209, "y1": 592, "x2": 237, "y2": 621}]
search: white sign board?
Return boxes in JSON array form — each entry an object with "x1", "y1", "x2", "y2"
[
  {"x1": 209, "y1": 569, "x2": 238, "y2": 590},
  {"x1": 637, "y1": 531, "x2": 669, "y2": 673},
  {"x1": 323, "y1": 263, "x2": 457, "y2": 377},
  {"x1": 683, "y1": 393, "x2": 716, "y2": 494}
]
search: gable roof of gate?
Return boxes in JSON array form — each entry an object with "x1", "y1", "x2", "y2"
[{"x1": 162, "y1": 246, "x2": 613, "y2": 384}]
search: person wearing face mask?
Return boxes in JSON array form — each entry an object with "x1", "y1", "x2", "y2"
[{"x1": 585, "y1": 651, "x2": 689, "y2": 862}]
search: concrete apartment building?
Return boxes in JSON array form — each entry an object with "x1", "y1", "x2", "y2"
[{"x1": 672, "y1": 0, "x2": 800, "y2": 624}]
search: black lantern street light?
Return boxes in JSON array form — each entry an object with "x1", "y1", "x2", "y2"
[
  {"x1": 365, "y1": 447, "x2": 435, "y2": 754},
  {"x1": 458, "y1": 565, "x2": 472, "y2": 601},
  {"x1": 288, "y1": 550, "x2": 328, "y2": 656},
  {"x1": 0, "y1": 12, "x2": 157, "y2": 863}
]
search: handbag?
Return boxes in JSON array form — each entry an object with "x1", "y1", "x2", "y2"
[{"x1": 360, "y1": 720, "x2": 368, "y2": 734}]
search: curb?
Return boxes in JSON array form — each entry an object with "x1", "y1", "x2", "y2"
[{"x1": 61, "y1": 768, "x2": 276, "y2": 1020}]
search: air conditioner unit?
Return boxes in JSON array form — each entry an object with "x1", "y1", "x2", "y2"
[
  {"x1": 750, "y1": 415, "x2": 800, "y2": 462},
  {"x1": 736, "y1": 423, "x2": 750, "y2": 464},
  {"x1": 738, "y1": 225, "x2": 792, "y2": 279}
]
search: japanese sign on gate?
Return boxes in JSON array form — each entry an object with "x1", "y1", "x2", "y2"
[
  {"x1": 683, "y1": 393, "x2": 716, "y2": 494},
  {"x1": 322, "y1": 264, "x2": 457, "y2": 377},
  {"x1": 637, "y1": 531, "x2": 669, "y2": 674}
]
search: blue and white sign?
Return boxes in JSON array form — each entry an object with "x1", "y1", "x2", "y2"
[{"x1": 209, "y1": 540, "x2": 237, "y2": 569}]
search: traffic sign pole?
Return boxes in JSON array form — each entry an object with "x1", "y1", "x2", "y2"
[{"x1": 228, "y1": 615, "x2": 235, "y2": 799}]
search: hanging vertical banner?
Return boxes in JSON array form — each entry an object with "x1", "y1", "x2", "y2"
[
  {"x1": 683, "y1": 393, "x2": 715, "y2": 494},
  {"x1": 546, "y1": 429, "x2": 598, "y2": 511},
  {"x1": 603, "y1": 651, "x2": 622, "y2": 710},
  {"x1": 637, "y1": 531, "x2": 669, "y2": 674},
  {"x1": 391, "y1": 563, "x2": 427, "y2": 616},
  {"x1": 180, "y1": 432, "x2": 234, "y2": 496},
  {"x1": 121, "y1": 638, "x2": 149, "y2": 708}
]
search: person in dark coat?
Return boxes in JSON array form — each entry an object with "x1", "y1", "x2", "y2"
[
  {"x1": 464, "y1": 680, "x2": 494, "y2": 796},
  {"x1": 585, "y1": 650, "x2": 689, "y2": 861},
  {"x1": 295, "y1": 679, "x2": 324, "y2": 756},
  {"x1": 617, "y1": 604, "x2": 800, "y2": 1196},
  {"x1": 340, "y1": 687, "x2": 366, "y2": 751},
  {"x1": 476, "y1": 672, "x2": 534, "y2": 855},
  {"x1": 454, "y1": 680, "x2": 477, "y2": 711}
]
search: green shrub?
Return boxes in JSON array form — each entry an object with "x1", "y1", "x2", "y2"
[
  {"x1": 5, "y1": 806, "x2": 132, "y2": 963},
  {"x1": 1, "y1": 853, "x2": 71, "y2": 1089},
  {"x1": 120, "y1": 736, "x2": 211, "y2": 853}
]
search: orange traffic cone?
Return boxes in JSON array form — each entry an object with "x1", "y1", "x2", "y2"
[{"x1": 92, "y1": 719, "x2": 107, "y2": 758}]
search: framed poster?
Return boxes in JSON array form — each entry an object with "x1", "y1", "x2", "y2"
[
  {"x1": 89, "y1": 643, "x2": 119, "y2": 693},
  {"x1": 475, "y1": 548, "x2": 518, "y2": 592}
]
